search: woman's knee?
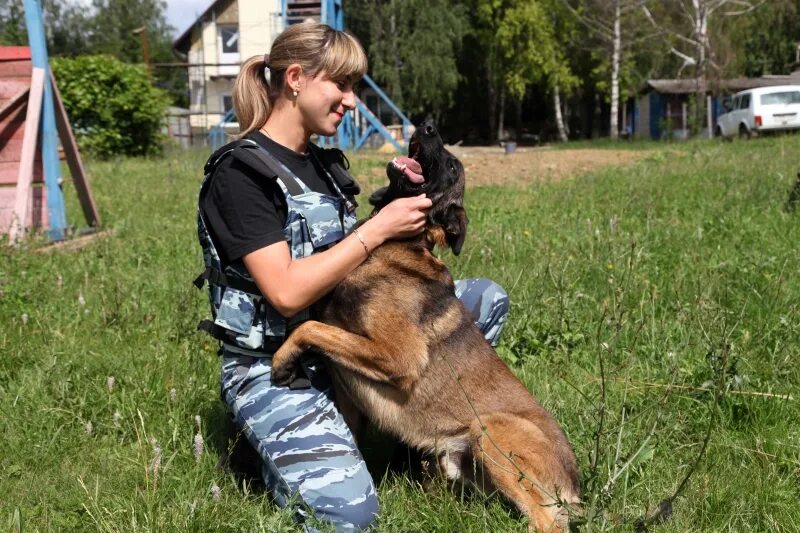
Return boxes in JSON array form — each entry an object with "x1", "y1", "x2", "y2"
[{"x1": 455, "y1": 278, "x2": 510, "y2": 345}]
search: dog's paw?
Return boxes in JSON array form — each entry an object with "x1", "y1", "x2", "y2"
[{"x1": 271, "y1": 342, "x2": 303, "y2": 386}]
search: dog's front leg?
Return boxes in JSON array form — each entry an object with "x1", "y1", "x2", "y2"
[{"x1": 272, "y1": 320, "x2": 426, "y2": 394}]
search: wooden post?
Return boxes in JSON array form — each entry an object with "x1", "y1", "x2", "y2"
[
  {"x1": 682, "y1": 101, "x2": 688, "y2": 138},
  {"x1": 707, "y1": 95, "x2": 713, "y2": 138},
  {"x1": 9, "y1": 67, "x2": 44, "y2": 243},
  {"x1": 51, "y1": 71, "x2": 100, "y2": 227}
]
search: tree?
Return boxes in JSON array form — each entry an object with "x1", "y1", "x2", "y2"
[
  {"x1": 561, "y1": 0, "x2": 652, "y2": 139},
  {"x1": 738, "y1": 0, "x2": 799, "y2": 76},
  {"x1": 477, "y1": 0, "x2": 576, "y2": 141},
  {"x1": 346, "y1": 0, "x2": 468, "y2": 121},
  {"x1": 643, "y1": 0, "x2": 765, "y2": 136}
]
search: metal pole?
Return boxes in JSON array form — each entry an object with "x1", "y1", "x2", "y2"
[{"x1": 23, "y1": 0, "x2": 66, "y2": 241}]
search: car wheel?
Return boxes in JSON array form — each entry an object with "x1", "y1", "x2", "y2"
[{"x1": 739, "y1": 124, "x2": 751, "y2": 139}]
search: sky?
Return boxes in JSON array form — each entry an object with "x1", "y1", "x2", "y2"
[{"x1": 166, "y1": 0, "x2": 211, "y2": 38}]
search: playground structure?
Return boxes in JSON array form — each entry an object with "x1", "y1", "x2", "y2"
[
  {"x1": 0, "y1": 0, "x2": 99, "y2": 244},
  {"x1": 208, "y1": 0, "x2": 412, "y2": 151}
]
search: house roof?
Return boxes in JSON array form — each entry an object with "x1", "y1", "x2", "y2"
[
  {"x1": 642, "y1": 72, "x2": 800, "y2": 95},
  {"x1": 172, "y1": 0, "x2": 227, "y2": 54}
]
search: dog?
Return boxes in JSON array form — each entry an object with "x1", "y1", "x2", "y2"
[{"x1": 271, "y1": 121, "x2": 581, "y2": 531}]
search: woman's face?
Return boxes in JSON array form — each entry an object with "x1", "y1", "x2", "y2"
[{"x1": 296, "y1": 72, "x2": 356, "y2": 136}]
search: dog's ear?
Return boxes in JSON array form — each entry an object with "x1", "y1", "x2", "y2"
[{"x1": 444, "y1": 205, "x2": 468, "y2": 255}]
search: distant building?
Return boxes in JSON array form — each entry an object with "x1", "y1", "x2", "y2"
[
  {"x1": 631, "y1": 71, "x2": 800, "y2": 140},
  {"x1": 172, "y1": 1, "x2": 410, "y2": 150},
  {"x1": 173, "y1": 0, "x2": 285, "y2": 138}
]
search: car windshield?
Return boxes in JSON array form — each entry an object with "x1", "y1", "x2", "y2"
[{"x1": 760, "y1": 91, "x2": 800, "y2": 105}]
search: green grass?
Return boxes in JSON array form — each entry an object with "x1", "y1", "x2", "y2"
[{"x1": 2, "y1": 136, "x2": 799, "y2": 531}]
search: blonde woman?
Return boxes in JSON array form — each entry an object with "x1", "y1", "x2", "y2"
[{"x1": 196, "y1": 22, "x2": 430, "y2": 531}]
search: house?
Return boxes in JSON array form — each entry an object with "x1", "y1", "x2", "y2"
[
  {"x1": 172, "y1": 0, "x2": 411, "y2": 150},
  {"x1": 173, "y1": 0, "x2": 287, "y2": 138},
  {"x1": 631, "y1": 71, "x2": 800, "y2": 140}
]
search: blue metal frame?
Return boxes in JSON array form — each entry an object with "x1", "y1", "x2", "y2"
[
  {"x1": 23, "y1": 0, "x2": 66, "y2": 240},
  {"x1": 209, "y1": 0, "x2": 411, "y2": 152}
]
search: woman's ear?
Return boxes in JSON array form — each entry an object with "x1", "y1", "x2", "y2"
[{"x1": 284, "y1": 63, "x2": 304, "y2": 94}]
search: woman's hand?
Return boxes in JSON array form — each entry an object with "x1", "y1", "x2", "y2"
[{"x1": 358, "y1": 194, "x2": 432, "y2": 249}]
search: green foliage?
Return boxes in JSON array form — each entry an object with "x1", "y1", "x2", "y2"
[
  {"x1": 347, "y1": 0, "x2": 468, "y2": 118},
  {"x1": 0, "y1": 0, "x2": 26, "y2": 45},
  {"x1": 52, "y1": 55, "x2": 170, "y2": 158},
  {"x1": 739, "y1": 0, "x2": 800, "y2": 77},
  {"x1": 485, "y1": 0, "x2": 577, "y2": 99}
]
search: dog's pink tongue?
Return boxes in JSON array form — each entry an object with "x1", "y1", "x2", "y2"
[{"x1": 396, "y1": 156, "x2": 424, "y2": 184}]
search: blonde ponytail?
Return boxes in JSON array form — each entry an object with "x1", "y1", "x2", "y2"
[
  {"x1": 233, "y1": 22, "x2": 368, "y2": 137},
  {"x1": 233, "y1": 55, "x2": 273, "y2": 138}
]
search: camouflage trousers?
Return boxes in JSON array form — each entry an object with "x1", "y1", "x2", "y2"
[{"x1": 220, "y1": 278, "x2": 508, "y2": 532}]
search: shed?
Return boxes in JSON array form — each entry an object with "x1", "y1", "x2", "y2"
[{"x1": 633, "y1": 72, "x2": 800, "y2": 140}]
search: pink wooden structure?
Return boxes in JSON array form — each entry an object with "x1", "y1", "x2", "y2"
[
  {"x1": 0, "y1": 46, "x2": 99, "y2": 243},
  {"x1": 0, "y1": 46, "x2": 46, "y2": 235}
]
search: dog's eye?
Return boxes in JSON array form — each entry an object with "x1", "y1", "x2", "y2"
[{"x1": 448, "y1": 161, "x2": 457, "y2": 174}]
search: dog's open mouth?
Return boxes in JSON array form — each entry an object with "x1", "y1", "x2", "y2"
[{"x1": 389, "y1": 139, "x2": 424, "y2": 186}]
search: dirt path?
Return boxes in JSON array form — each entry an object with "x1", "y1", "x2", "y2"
[{"x1": 447, "y1": 146, "x2": 651, "y2": 187}]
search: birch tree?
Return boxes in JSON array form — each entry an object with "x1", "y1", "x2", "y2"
[
  {"x1": 643, "y1": 0, "x2": 764, "y2": 136},
  {"x1": 561, "y1": 0, "x2": 650, "y2": 139}
]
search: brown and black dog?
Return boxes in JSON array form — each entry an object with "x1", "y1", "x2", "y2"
[{"x1": 272, "y1": 122, "x2": 581, "y2": 531}]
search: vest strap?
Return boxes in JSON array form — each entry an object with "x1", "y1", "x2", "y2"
[
  {"x1": 193, "y1": 266, "x2": 261, "y2": 295},
  {"x1": 198, "y1": 319, "x2": 287, "y2": 353},
  {"x1": 234, "y1": 144, "x2": 308, "y2": 196}
]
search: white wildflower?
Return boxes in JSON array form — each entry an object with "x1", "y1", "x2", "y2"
[
  {"x1": 84, "y1": 421, "x2": 93, "y2": 435},
  {"x1": 194, "y1": 432, "x2": 204, "y2": 463},
  {"x1": 210, "y1": 483, "x2": 221, "y2": 503},
  {"x1": 149, "y1": 438, "x2": 162, "y2": 481},
  {"x1": 169, "y1": 388, "x2": 177, "y2": 401},
  {"x1": 106, "y1": 376, "x2": 115, "y2": 393},
  {"x1": 78, "y1": 292, "x2": 86, "y2": 306},
  {"x1": 195, "y1": 415, "x2": 202, "y2": 430},
  {"x1": 113, "y1": 410, "x2": 122, "y2": 427},
  {"x1": 56, "y1": 273, "x2": 63, "y2": 290},
  {"x1": 21, "y1": 313, "x2": 28, "y2": 325}
]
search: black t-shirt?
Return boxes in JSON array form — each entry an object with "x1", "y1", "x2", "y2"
[{"x1": 201, "y1": 131, "x2": 338, "y2": 265}]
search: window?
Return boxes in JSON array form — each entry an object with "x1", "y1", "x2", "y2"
[
  {"x1": 219, "y1": 26, "x2": 239, "y2": 54},
  {"x1": 218, "y1": 25, "x2": 240, "y2": 76},
  {"x1": 739, "y1": 94, "x2": 751, "y2": 109},
  {"x1": 222, "y1": 95, "x2": 233, "y2": 114},
  {"x1": 761, "y1": 91, "x2": 800, "y2": 105},
  {"x1": 732, "y1": 95, "x2": 741, "y2": 110}
]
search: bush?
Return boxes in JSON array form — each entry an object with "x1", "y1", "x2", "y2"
[{"x1": 51, "y1": 55, "x2": 169, "y2": 158}]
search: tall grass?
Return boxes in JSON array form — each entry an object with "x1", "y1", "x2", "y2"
[{"x1": 1, "y1": 137, "x2": 799, "y2": 531}]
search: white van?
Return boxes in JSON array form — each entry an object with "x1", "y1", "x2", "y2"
[{"x1": 716, "y1": 85, "x2": 800, "y2": 138}]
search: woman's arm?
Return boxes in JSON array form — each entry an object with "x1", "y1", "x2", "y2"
[{"x1": 243, "y1": 194, "x2": 432, "y2": 317}]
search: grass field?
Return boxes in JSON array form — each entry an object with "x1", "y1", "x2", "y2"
[{"x1": 1, "y1": 135, "x2": 799, "y2": 532}]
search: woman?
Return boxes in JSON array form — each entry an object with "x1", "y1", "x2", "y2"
[{"x1": 197, "y1": 22, "x2": 509, "y2": 532}]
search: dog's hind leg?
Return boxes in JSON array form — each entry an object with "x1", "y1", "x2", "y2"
[{"x1": 468, "y1": 414, "x2": 580, "y2": 532}]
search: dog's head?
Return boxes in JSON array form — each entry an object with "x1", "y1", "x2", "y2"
[{"x1": 369, "y1": 121, "x2": 468, "y2": 254}]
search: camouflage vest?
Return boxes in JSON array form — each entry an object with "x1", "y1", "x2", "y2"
[{"x1": 195, "y1": 139, "x2": 359, "y2": 354}]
